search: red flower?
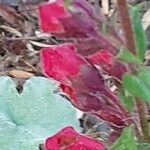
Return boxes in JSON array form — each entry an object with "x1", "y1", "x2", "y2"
[
  {"x1": 39, "y1": 0, "x2": 70, "y2": 33},
  {"x1": 41, "y1": 43, "x2": 85, "y2": 85},
  {"x1": 89, "y1": 50, "x2": 113, "y2": 66},
  {"x1": 39, "y1": 0, "x2": 118, "y2": 53},
  {"x1": 45, "y1": 126, "x2": 105, "y2": 150},
  {"x1": 39, "y1": 0, "x2": 99, "y2": 38},
  {"x1": 41, "y1": 43, "x2": 129, "y2": 126},
  {"x1": 88, "y1": 50, "x2": 127, "y2": 79},
  {"x1": 88, "y1": 50, "x2": 113, "y2": 72}
]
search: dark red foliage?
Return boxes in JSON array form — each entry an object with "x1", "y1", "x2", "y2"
[
  {"x1": 39, "y1": 0, "x2": 132, "y2": 141},
  {"x1": 39, "y1": 0, "x2": 69, "y2": 33},
  {"x1": 39, "y1": 0, "x2": 118, "y2": 53},
  {"x1": 88, "y1": 50, "x2": 113, "y2": 68},
  {"x1": 68, "y1": 64, "x2": 128, "y2": 126},
  {"x1": 41, "y1": 43, "x2": 85, "y2": 85},
  {"x1": 74, "y1": 38, "x2": 102, "y2": 56},
  {"x1": 41, "y1": 43, "x2": 129, "y2": 126},
  {"x1": 88, "y1": 50, "x2": 127, "y2": 79},
  {"x1": 39, "y1": 0, "x2": 98, "y2": 37},
  {"x1": 45, "y1": 126, "x2": 105, "y2": 150}
]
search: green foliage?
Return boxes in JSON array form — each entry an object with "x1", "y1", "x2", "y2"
[
  {"x1": 137, "y1": 142, "x2": 150, "y2": 150},
  {"x1": 120, "y1": 89, "x2": 135, "y2": 112},
  {"x1": 138, "y1": 67, "x2": 150, "y2": 89},
  {"x1": 123, "y1": 68, "x2": 150, "y2": 103},
  {"x1": 129, "y1": 5, "x2": 147, "y2": 60},
  {"x1": 0, "y1": 77, "x2": 79, "y2": 150},
  {"x1": 118, "y1": 48, "x2": 142, "y2": 64},
  {"x1": 110, "y1": 126, "x2": 138, "y2": 150}
]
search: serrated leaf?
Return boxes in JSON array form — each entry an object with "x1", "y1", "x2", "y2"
[
  {"x1": 110, "y1": 126, "x2": 138, "y2": 150},
  {"x1": 130, "y1": 6, "x2": 147, "y2": 60},
  {"x1": 118, "y1": 48, "x2": 142, "y2": 64},
  {"x1": 123, "y1": 70, "x2": 150, "y2": 102},
  {"x1": 0, "y1": 77, "x2": 79, "y2": 150}
]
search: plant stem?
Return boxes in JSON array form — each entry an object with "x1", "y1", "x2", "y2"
[
  {"x1": 116, "y1": 0, "x2": 150, "y2": 141},
  {"x1": 136, "y1": 100, "x2": 150, "y2": 141},
  {"x1": 116, "y1": 0, "x2": 136, "y2": 54}
]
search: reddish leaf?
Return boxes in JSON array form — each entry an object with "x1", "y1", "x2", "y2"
[
  {"x1": 60, "y1": 84, "x2": 77, "y2": 103},
  {"x1": 41, "y1": 43, "x2": 85, "y2": 85},
  {"x1": 68, "y1": 64, "x2": 128, "y2": 126},
  {"x1": 39, "y1": 0, "x2": 69, "y2": 33},
  {"x1": 45, "y1": 126, "x2": 105, "y2": 150},
  {"x1": 39, "y1": 0, "x2": 98, "y2": 37},
  {"x1": 89, "y1": 50, "x2": 113, "y2": 67},
  {"x1": 88, "y1": 50, "x2": 128, "y2": 79},
  {"x1": 75, "y1": 38, "x2": 103, "y2": 56},
  {"x1": 41, "y1": 43, "x2": 129, "y2": 126},
  {"x1": 39, "y1": 0, "x2": 118, "y2": 54},
  {"x1": 110, "y1": 62, "x2": 128, "y2": 80}
]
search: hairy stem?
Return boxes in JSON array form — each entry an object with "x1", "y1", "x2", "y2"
[
  {"x1": 116, "y1": 0, "x2": 136, "y2": 54},
  {"x1": 116, "y1": 0, "x2": 150, "y2": 140},
  {"x1": 136, "y1": 100, "x2": 150, "y2": 141}
]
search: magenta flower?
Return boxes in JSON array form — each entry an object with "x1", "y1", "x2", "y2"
[
  {"x1": 41, "y1": 43, "x2": 129, "y2": 126},
  {"x1": 45, "y1": 127, "x2": 105, "y2": 150}
]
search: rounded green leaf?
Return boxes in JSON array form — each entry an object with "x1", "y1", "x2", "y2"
[{"x1": 0, "y1": 77, "x2": 80, "y2": 150}]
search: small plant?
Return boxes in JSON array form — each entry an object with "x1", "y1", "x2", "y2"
[{"x1": 39, "y1": 0, "x2": 150, "y2": 149}]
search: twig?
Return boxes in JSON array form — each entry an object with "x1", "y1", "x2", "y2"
[
  {"x1": 20, "y1": 58, "x2": 37, "y2": 72},
  {"x1": 136, "y1": 99, "x2": 150, "y2": 141},
  {"x1": 5, "y1": 36, "x2": 59, "y2": 44}
]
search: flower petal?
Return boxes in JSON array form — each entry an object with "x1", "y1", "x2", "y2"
[
  {"x1": 41, "y1": 43, "x2": 85, "y2": 85},
  {"x1": 39, "y1": 0, "x2": 69, "y2": 33},
  {"x1": 89, "y1": 50, "x2": 128, "y2": 79},
  {"x1": 40, "y1": 43, "x2": 129, "y2": 126},
  {"x1": 45, "y1": 127, "x2": 105, "y2": 150}
]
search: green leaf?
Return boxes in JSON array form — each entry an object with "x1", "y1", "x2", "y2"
[
  {"x1": 137, "y1": 67, "x2": 150, "y2": 89},
  {"x1": 123, "y1": 69, "x2": 150, "y2": 102},
  {"x1": 110, "y1": 126, "x2": 138, "y2": 150},
  {"x1": 117, "y1": 48, "x2": 142, "y2": 64},
  {"x1": 129, "y1": 5, "x2": 147, "y2": 60},
  {"x1": 137, "y1": 142, "x2": 150, "y2": 150},
  {"x1": 0, "y1": 77, "x2": 79, "y2": 150},
  {"x1": 120, "y1": 89, "x2": 135, "y2": 112}
]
